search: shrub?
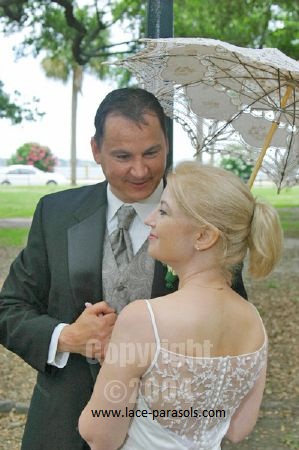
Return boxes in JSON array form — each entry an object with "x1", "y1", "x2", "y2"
[
  {"x1": 220, "y1": 157, "x2": 253, "y2": 182},
  {"x1": 8, "y1": 143, "x2": 57, "y2": 172}
]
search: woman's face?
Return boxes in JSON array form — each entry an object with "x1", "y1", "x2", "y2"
[{"x1": 145, "y1": 186, "x2": 199, "y2": 266}]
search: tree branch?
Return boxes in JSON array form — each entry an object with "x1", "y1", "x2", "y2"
[
  {"x1": 0, "y1": 0, "x2": 26, "y2": 22},
  {"x1": 51, "y1": 0, "x2": 86, "y2": 33}
]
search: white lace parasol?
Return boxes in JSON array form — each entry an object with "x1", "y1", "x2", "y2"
[{"x1": 112, "y1": 37, "x2": 299, "y2": 191}]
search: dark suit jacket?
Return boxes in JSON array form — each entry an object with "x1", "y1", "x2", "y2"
[{"x1": 0, "y1": 181, "x2": 247, "y2": 450}]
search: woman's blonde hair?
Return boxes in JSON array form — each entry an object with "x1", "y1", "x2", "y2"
[{"x1": 167, "y1": 161, "x2": 283, "y2": 278}]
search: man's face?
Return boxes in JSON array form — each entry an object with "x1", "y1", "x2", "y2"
[{"x1": 91, "y1": 113, "x2": 168, "y2": 203}]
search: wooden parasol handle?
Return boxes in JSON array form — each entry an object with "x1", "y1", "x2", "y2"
[{"x1": 247, "y1": 84, "x2": 294, "y2": 189}]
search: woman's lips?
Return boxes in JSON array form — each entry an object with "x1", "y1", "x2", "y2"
[{"x1": 148, "y1": 233, "x2": 157, "y2": 240}]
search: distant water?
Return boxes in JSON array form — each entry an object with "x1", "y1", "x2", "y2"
[{"x1": 57, "y1": 165, "x2": 105, "y2": 182}]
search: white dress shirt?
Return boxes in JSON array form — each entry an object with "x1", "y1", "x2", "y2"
[{"x1": 47, "y1": 181, "x2": 163, "y2": 367}]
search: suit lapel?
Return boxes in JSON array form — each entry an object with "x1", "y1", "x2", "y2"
[
  {"x1": 151, "y1": 260, "x2": 178, "y2": 297},
  {"x1": 68, "y1": 183, "x2": 107, "y2": 314}
]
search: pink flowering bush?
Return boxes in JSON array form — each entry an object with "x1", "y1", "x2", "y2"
[{"x1": 8, "y1": 143, "x2": 57, "y2": 172}]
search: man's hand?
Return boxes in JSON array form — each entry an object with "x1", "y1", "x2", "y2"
[{"x1": 58, "y1": 302, "x2": 117, "y2": 359}]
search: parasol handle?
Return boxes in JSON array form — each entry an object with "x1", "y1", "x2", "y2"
[{"x1": 247, "y1": 84, "x2": 294, "y2": 189}]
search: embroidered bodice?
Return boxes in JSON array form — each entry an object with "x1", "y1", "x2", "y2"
[{"x1": 122, "y1": 299, "x2": 267, "y2": 450}]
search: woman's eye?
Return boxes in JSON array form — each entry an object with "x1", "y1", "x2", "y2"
[{"x1": 159, "y1": 209, "x2": 167, "y2": 216}]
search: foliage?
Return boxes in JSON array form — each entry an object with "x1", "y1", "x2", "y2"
[
  {"x1": 0, "y1": 1, "x2": 139, "y2": 67},
  {"x1": 113, "y1": 0, "x2": 299, "y2": 58},
  {"x1": 8, "y1": 143, "x2": 57, "y2": 172},
  {"x1": 0, "y1": 80, "x2": 43, "y2": 123},
  {"x1": 0, "y1": 0, "x2": 142, "y2": 129},
  {"x1": 173, "y1": 0, "x2": 299, "y2": 58},
  {"x1": 220, "y1": 156, "x2": 253, "y2": 181}
]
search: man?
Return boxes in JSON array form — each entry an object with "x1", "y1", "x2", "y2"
[{"x1": 0, "y1": 88, "x2": 247, "y2": 450}]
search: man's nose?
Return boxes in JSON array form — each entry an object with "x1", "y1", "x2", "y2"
[{"x1": 130, "y1": 160, "x2": 149, "y2": 178}]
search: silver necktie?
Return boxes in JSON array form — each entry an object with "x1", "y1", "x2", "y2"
[{"x1": 110, "y1": 205, "x2": 136, "y2": 267}]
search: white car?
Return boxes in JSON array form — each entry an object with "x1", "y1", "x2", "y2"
[{"x1": 0, "y1": 164, "x2": 67, "y2": 186}]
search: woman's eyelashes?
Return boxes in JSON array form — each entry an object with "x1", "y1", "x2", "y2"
[{"x1": 159, "y1": 208, "x2": 167, "y2": 216}]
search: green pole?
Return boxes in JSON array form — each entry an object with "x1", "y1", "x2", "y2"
[{"x1": 147, "y1": 0, "x2": 174, "y2": 169}]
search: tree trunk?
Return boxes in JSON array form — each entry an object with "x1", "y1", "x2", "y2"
[{"x1": 70, "y1": 64, "x2": 83, "y2": 186}]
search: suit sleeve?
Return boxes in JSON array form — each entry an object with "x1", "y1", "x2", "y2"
[
  {"x1": 0, "y1": 198, "x2": 61, "y2": 373},
  {"x1": 231, "y1": 263, "x2": 247, "y2": 299}
]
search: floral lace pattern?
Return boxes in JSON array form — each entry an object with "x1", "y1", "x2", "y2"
[
  {"x1": 139, "y1": 300, "x2": 267, "y2": 448},
  {"x1": 114, "y1": 37, "x2": 299, "y2": 190}
]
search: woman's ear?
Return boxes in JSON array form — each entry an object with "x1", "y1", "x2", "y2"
[{"x1": 194, "y1": 226, "x2": 220, "y2": 251}]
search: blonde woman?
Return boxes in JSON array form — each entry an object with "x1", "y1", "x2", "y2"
[{"x1": 79, "y1": 161, "x2": 282, "y2": 450}]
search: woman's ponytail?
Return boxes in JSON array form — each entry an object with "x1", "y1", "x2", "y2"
[{"x1": 248, "y1": 201, "x2": 283, "y2": 278}]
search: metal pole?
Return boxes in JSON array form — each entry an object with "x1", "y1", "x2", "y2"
[{"x1": 147, "y1": 0, "x2": 174, "y2": 170}]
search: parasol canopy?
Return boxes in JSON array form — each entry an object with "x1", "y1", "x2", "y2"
[{"x1": 113, "y1": 37, "x2": 299, "y2": 191}]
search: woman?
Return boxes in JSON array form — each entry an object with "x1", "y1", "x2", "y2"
[{"x1": 79, "y1": 161, "x2": 283, "y2": 450}]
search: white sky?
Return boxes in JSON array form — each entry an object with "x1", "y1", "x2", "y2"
[{"x1": 0, "y1": 34, "x2": 194, "y2": 164}]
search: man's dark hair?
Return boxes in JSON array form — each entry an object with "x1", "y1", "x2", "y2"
[{"x1": 94, "y1": 87, "x2": 167, "y2": 145}]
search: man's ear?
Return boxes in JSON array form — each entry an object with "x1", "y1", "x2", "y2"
[
  {"x1": 195, "y1": 226, "x2": 220, "y2": 251},
  {"x1": 91, "y1": 137, "x2": 101, "y2": 164}
]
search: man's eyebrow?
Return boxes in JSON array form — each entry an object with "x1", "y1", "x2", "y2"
[
  {"x1": 143, "y1": 145, "x2": 161, "y2": 153},
  {"x1": 110, "y1": 149, "x2": 131, "y2": 155},
  {"x1": 109, "y1": 145, "x2": 161, "y2": 155}
]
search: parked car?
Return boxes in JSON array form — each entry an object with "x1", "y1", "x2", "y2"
[{"x1": 0, "y1": 164, "x2": 67, "y2": 186}]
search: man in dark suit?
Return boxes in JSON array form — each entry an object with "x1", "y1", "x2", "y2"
[{"x1": 0, "y1": 88, "x2": 247, "y2": 450}]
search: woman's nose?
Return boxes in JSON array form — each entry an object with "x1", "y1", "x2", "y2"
[{"x1": 144, "y1": 207, "x2": 157, "y2": 227}]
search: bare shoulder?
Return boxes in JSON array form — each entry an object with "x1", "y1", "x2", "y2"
[
  {"x1": 234, "y1": 297, "x2": 267, "y2": 351},
  {"x1": 114, "y1": 300, "x2": 157, "y2": 344}
]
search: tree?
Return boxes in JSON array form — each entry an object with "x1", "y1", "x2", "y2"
[
  {"x1": 0, "y1": 80, "x2": 43, "y2": 123},
  {"x1": 112, "y1": 0, "x2": 299, "y2": 58},
  {"x1": 173, "y1": 0, "x2": 299, "y2": 58},
  {"x1": 0, "y1": 0, "x2": 140, "y2": 184}
]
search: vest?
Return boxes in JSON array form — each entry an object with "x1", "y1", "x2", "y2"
[{"x1": 102, "y1": 229, "x2": 155, "y2": 313}]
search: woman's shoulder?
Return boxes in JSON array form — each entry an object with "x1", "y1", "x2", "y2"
[
  {"x1": 115, "y1": 299, "x2": 161, "y2": 343},
  {"x1": 229, "y1": 296, "x2": 267, "y2": 354},
  {"x1": 119, "y1": 295, "x2": 174, "y2": 321}
]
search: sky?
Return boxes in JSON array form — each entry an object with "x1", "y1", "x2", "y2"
[{"x1": 0, "y1": 33, "x2": 194, "y2": 164}]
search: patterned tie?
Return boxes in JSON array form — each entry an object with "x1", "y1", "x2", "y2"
[{"x1": 110, "y1": 205, "x2": 136, "y2": 267}]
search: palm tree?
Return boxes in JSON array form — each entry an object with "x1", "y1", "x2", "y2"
[{"x1": 41, "y1": 56, "x2": 83, "y2": 185}]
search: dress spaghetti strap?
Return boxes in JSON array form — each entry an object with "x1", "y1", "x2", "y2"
[{"x1": 142, "y1": 300, "x2": 161, "y2": 376}]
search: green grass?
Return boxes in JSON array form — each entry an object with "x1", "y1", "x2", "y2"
[
  {"x1": 0, "y1": 185, "x2": 298, "y2": 246},
  {"x1": 252, "y1": 185, "x2": 299, "y2": 208},
  {"x1": 0, "y1": 228, "x2": 29, "y2": 247},
  {"x1": 0, "y1": 185, "x2": 70, "y2": 218},
  {"x1": 0, "y1": 185, "x2": 298, "y2": 218},
  {"x1": 276, "y1": 208, "x2": 299, "y2": 238},
  {"x1": 251, "y1": 185, "x2": 299, "y2": 238}
]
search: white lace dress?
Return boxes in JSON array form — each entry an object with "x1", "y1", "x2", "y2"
[{"x1": 121, "y1": 300, "x2": 267, "y2": 450}]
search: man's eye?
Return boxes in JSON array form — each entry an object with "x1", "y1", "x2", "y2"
[
  {"x1": 115, "y1": 154, "x2": 130, "y2": 160},
  {"x1": 145, "y1": 150, "x2": 159, "y2": 158}
]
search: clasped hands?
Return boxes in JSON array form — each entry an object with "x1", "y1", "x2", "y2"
[{"x1": 58, "y1": 302, "x2": 117, "y2": 361}]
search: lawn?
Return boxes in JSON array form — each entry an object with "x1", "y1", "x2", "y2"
[
  {"x1": 252, "y1": 185, "x2": 299, "y2": 208},
  {"x1": 0, "y1": 228, "x2": 29, "y2": 247},
  {"x1": 252, "y1": 185, "x2": 299, "y2": 238},
  {"x1": 0, "y1": 184, "x2": 298, "y2": 246},
  {"x1": 0, "y1": 185, "x2": 71, "y2": 218}
]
